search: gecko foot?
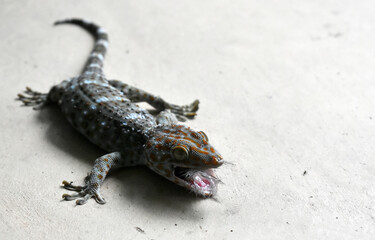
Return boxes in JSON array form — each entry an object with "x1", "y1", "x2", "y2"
[
  {"x1": 17, "y1": 87, "x2": 48, "y2": 110},
  {"x1": 62, "y1": 180, "x2": 106, "y2": 205},
  {"x1": 166, "y1": 99, "x2": 199, "y2": 120}
]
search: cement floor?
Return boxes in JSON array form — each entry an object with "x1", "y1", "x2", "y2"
[{"x1": 0, "y1": 0, "x2": 374, "y2": 239}]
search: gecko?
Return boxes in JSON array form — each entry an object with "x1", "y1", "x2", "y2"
[{"x1": 17, "y1": 19, "x2": 223, "y2": 205}]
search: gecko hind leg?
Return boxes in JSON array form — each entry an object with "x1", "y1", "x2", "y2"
[
  {"x1": 17, "y1": 87, "x2": 49, "y2": 110},
  {"x1": 155, "y1": 109, "x2": 179, "y2": 126},
  {"x1": 108, "y1": 79, "x2": 199, "y2": 121}
]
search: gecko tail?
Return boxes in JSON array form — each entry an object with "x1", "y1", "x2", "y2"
[{"x1": 54, "y1": 18, "x2": 109, "y2": 73}]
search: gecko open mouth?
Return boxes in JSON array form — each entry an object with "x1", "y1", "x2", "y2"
[{"x1": 174, "y1": 166, "x2": 219, "y2": 197}]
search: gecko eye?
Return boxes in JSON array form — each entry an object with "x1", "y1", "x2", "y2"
[
  {"x1": 172, "y1": 146, "x2": 189, "y2": 161},
  {"x1": 197, "y1": 131, "x2": 209, "y2": 142}
]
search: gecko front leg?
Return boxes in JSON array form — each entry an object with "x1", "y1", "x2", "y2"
[{"x1": 62, "y1": 152, "x2": 122, "y2": 205}]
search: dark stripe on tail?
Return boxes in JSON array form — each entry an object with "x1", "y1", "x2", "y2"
[{"x1": 54, "y1": 18, "x2": 109, "y2": 73}]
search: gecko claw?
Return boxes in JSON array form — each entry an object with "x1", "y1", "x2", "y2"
[
  {"x1": 62, "y1": 193, "x2": 71, "y2": 198},
  {"x1": 184, "y1": 111, "x2": 197, "y2": 117},
  {"x1": 62, "y1": 180, "x2": 83, "y2": 191},
  {"x1": 189, "y1": 99, "x2": 200, "y2": 112}
]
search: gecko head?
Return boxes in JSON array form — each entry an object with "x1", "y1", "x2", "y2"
[{"x1": 144, "y1": 124, "x2": 223, "y2": 197}]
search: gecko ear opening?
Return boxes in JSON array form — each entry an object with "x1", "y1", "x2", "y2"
[
  {"x1": 197, "y1": 131, "x2": 209, "y2": 142},
  {"x1": 172, "y1": 146, "x2": 189, "y2": 161}
]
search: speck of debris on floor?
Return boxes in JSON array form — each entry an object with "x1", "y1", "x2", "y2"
[{"x1": 135, "y1": 227, "x2": 145, "y2": 234}]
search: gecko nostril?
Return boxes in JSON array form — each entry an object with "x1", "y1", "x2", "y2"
[
  {"x1": 215, "y1": 155, "x2": 224, "y2": 165},
  {"x1": 211, "y1": 156, "x2": 223, "y2": 166}
]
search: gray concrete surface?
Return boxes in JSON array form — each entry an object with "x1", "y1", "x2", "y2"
[{"x1": 1, "y1": 0, "x2": 374, "y2": 239}]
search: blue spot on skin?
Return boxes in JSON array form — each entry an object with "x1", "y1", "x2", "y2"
[
  {"x1": 83, "y1": 79, "x2": 96, "y2": 84},
  {"x1": 90, "y1": 53, "x2": 104, "y2": 61},
  {"x1": 96, "y1": 96, "x2": 108, "y2": 103},
  {"x1": 96, "y1": 39, "x2": 109, "y2": 48}
]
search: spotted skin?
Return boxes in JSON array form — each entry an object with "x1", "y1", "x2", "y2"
[{"x1": 17, "y1": 18, "x2": 223, "y2": 205}]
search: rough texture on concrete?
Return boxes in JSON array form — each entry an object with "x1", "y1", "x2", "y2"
[{"x1": 1, "y1": 0, "x2": 374, "y2": 239}]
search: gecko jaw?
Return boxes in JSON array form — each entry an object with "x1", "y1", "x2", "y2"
[{"x1": 173, "y1": 165, "x2": 219, "y2": 197}]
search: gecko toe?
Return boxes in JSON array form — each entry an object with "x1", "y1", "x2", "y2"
[
  {"x1": 93, "y1": 193, "x2": 106, "y2": 204},
  {"x1": 75, "y1": 194, "x2": 92, "y2": 205},
  {"x1": 190, "y1": 99, "x2": 200, "y2": 112},
  {"x1": 62, "y1": 192, "x2": 86, "y2": 201},
  {"x1": 62, "y1": 180, "x2": 84, "y2": 191}
]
